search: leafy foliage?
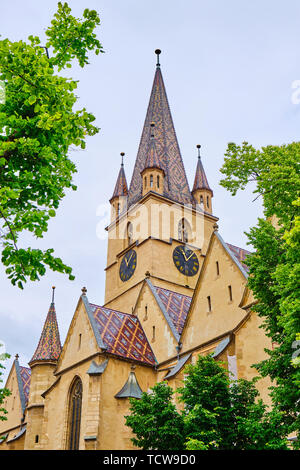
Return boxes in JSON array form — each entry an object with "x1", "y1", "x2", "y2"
[
  {"x1": 125, "y1": 355, "x2": 288, "y2": 450},
  {"x1": 125, "y1": 382, "x2": 185, "y2": 450},
  {"x1": 220, "y1": 141, "x2": 300, "y2": 447},
  {"x1": 0, "y1": 2, "x2": 103, "y2": 287},
  {"x1": 0, "y1": 347, "x2": 11, "y2": 422}
]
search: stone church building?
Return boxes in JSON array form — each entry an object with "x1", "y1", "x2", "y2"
[{"x1": 0, "y1": 51, "x2": 271, "y2": 450}]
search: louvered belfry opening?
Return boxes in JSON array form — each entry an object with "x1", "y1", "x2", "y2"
[{"x1": 67, "y1": 377, "x2": 83, "y2": 450}]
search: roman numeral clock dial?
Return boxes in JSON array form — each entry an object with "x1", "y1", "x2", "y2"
[
  {"x1": 173, "y1": 245, "x2": 199, "y2": 276},
  {"x1": 119, "y1": 249, "x2": 137, "y2": 282}
]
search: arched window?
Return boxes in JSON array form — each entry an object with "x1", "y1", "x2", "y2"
[
  {"x1": 157, "y1": 175, "x2": 160, "y2": 188},
  {"x1": 200, "y1": 195, "x2": 204, "y2": 206},
  {"x1": 178, "y1": 218, "x2": 191, "y2": 243},
  {"x1": 150, "y1": 174, "x2": 153, "y2": 188},
  {"x1": 67, "y1": 377, "x2": 82, "y2": 450},
  {"x1": 127, "y1": 222, "x2": 133, "y2": 246},
  {"x1": 207, "y1": 196, "x2": 210, "y2": 208}
]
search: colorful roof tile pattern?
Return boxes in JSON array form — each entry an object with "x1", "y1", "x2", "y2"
[
  {"x1": 154, "y1": 286, "x2": 192, "y2": 335},
  {"x1": 90, "y1": 304, "x2": 156, "y2": 365},
  {"x1": 111, "y1": 164, "x2": 128, "y2": 200},
  {"x1": 30, "y1": 303, "x2": 62, "y2": 363},
  {"x1": 143, "y1": 134, "x2": 163, "y2": 172},
  {"x1": 192, "y1": 156, "x2": 212, "y2": 194},
  {"x1": 19, "y1": 366, "x2": 31, "y2": 406},
  {"x1": 128, "y1": 65, "x2": 192, "y2": 207},
  {"x1": 227, "y1": 243, "x2": 251, "y2": 273}
]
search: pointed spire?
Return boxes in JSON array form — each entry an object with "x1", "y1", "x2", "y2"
[
  {"x1": 110, "y1": 152, "x2": 128, "y2": 201},
  {"x1": 142, "y1": 123, "x2": 164, "y2": 172},
  {"x1": 29, "y1": 287, "x2": 62, "y2": 364},
  {"x1": 128, "y1": 50, "x2": 192, "y2": 207},
  {"x1": 192, "y1": 145, "x2": 213, "y2": 194}
]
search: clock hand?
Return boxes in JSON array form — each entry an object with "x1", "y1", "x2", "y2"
[
  {"x1": 186, "y1": 252, "x2": 194, "y2": 261},
  {"x1": 127, "y1": 253, "x2": 133, "y2": 265},
  {"x1": 181, "y1": 249, "x2": 188, "y2": 261}
]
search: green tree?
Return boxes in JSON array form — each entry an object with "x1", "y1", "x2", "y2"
[
  {"x1": 220, "y1": 141, "x2": 300, "y2": 447},
  {"x1": 125, "y1": 382, "x2": 185, "y2": 450},
  {"x1": 0, "y1": 347, "x2": 11, "y2": 423},
  {"x1": 0, "y1": 2, "x2": 103, "y2": 288},
  {"x1": 125, "y1": 355, "x2": 288, "y2": 450}
]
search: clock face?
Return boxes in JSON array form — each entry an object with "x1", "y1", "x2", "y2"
[
  {"x1": 119, "y1": 249, "x2": 137, "y2": 282},
  {"x1": 173, "y1": 245, "x2": 199, "y2": 276}
]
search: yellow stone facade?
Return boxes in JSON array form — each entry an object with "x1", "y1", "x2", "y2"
[{"x1": 0, "y1": 54, "x2": 272, "y2": 450}]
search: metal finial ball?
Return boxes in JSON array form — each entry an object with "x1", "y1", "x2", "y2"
[
  {"x1": 155, "y1": 49, "x2": 161, "y2": 55},
  {"x1": 81, "y1": 286, "x2": 87, "y2": 295},
  {"x1": 120, "y1": 152, "x2": 125, "y2": 156},
  {"x1": 196, "y1": 144, "x2": 201, "y2": 149}
]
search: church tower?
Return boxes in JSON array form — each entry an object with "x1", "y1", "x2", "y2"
[
  {"x1": 192, "y1": 144, "x2": 213, "y2": 214},
  {"x1": 104, "y1": 50, "x2": 219, "y2": 310},
  {"x1": 24, "y1": 287, "x2": 62, "y2": 449}
]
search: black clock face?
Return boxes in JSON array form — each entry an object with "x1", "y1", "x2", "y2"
[
  {"x1": 173, "y1": 245, "x2": 199, "y2": 276},
  {"x1": 119, "y1": 249, "x2": 137, "y2": 282}
]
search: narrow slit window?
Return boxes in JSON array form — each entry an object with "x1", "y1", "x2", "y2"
[
  {"x1": 150, "y1": 175, "x2": 153, "y2": 188},
  {"x1": 144, "y1": 176, "x2": 147, "y2": 188},
  {"x1": 152, "y1": 326, "x2": 155, "y2": 341},
  {"x1": 144, "y1": 305, "x2": 148, "y2": 321},
  {"x1": 78, "y1": 333, "x2": 82, "y2": 350},
  {"x1": 157, "y1": 175, "x2": 160, "y2": 188},
  {"x1": 228, "y1": 285, "x2": 233, "y2": 301},
  {"x1": 35, "y1": 435, "x2": 39, "y2": 444},
  {"x1": 216, "y1": 261, "x2": 219, "y2": 276},
  {"x1": 207, "y1": 196, "x2": 209, "y2": 208},
  {"x1": 207, "y1": 296, "x2": 212, "y2": 312}
]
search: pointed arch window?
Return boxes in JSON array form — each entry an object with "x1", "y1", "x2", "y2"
[
  {"x1": 150, "y1": 174, "x2": 153, "y2": 188},
  {"x1": 178, "y1": 218, "x2": 191, "y2": 243},
  {"x1": 67, "y1": 377, "x2": 83, "y2": 450},
  {"x1": 157, "y1": 175, "x2": 160, "y2": 188}
]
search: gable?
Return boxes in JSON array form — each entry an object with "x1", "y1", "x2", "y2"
[
  {"x1": 55, "y1": 297, "x2": 99, "y2": 374},
  {"x1": 134, "y1": 281, "x2": 179, "y2": 363},
  {"x1": 0, "y1": 362, "x2": 24, "y2": 434},
  {"x1": 181, "y1": 231, "x2": 248, "y2": 352}
]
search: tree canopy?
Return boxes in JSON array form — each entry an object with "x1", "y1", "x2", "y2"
[
  {"x1": 220, "y1": 141, "x2": 300, "y2": 447},
  {"x1": 125, "y1": 355, "x2": 288, "y2": 450},
  {"x1": 0, "y1": 2, "x2": 103, "y2": 288}
]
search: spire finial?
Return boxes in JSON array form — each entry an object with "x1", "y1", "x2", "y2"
[
  {"x1": 15, "y1": 353, "x2": 19, "y2": 361},
  {"x1": 51, "y1": 286, "x2": 55, "y2": 303},
  {"x1": 120, "y1": 152, "x2": 125, "y2": 167},
  {"x1": 155, "y1": 49, "x2": 161, "y2": 67},
  {"x1": 196, "y1": 144, "x2": 201, "y2": 159},
  {"x1": 81, "y1": 286, "x2": 87, "y2": 295}
]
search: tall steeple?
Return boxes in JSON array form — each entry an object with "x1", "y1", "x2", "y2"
[
  {"x1": 192, "y1": 145, "x2": 213, "y2": 214},
  {"x1": 128, "y1": 49, "x2": 192, "y2": 207},
  {"x1": 29, "y1": 287, "x2": 62, "y2": 365},
  {"x1": 110, "y1": 152, "x2": 128, "y2": 220}
]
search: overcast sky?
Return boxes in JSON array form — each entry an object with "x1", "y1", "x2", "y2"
[{"x1": 1, "y1": 0, "x2": 299, "y2": 381}]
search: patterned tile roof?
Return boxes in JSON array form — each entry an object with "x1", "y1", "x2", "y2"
[
  {"x1": 128, "y1": 64, "x2": 192, "y2": 207},
  {"x1": 192, "y1": 156, "x2": 212, "y2": 194},
  {"x1": 111, "y1": 164, "x2": 128, "y2": 200},
  {"x1": 154, "y1": 286, "x2": 192, "y2": 336},
  {"x1": 227, "y1": 243, "x2": 251, "y2": 273},
  {"x1": 19, "y1": 366, "x2": 31, "y2": 406},
  {"x1": 30, "y1": 302, "x2": 62, "y2": 364},
  {"x1": 89, "y1": 304, "x2": 156, "y2": 365},
  {"x1": 143, "y1": 133, "x2": 163, "y2": 172}
]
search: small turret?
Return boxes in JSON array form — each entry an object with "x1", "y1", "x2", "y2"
[
  {"x1": 110, "y1": 152, "x2": 128, "y2": 221},
  {"x1": 141, "y1": 123, "x2": 165, "y2": 196},
  {"x1": 25, "y1": 287, "x2": 62, "y2": 449},
  {"x1": 192, "y1": 145, "x2": 213, "y2": 214}
]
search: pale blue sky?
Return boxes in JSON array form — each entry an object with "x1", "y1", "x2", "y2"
[{"x1": 1, "y1": 0, "x2": 299, "y2": 380}]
